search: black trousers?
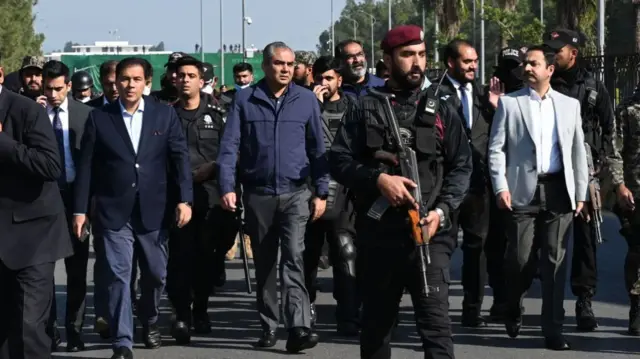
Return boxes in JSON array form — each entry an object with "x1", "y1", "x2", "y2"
[
  {"x1": 359, "y1": 239, "x2": 454, "y2": 359},
  {"x1": 570, "y1": 216, "x2": 598, "y2": 296},
  {"x1": 0, "y1": 260, "x2": 55, "y2": 359},
  {"x1": 49, "y1": 189, "x2": 91, "y2": 337},
  {"x1": 303, "y1": 212, "x2": 359, "y2": 325},
  {"x1": 166, "y1": 205, "x2": 238, "y2": 320},
  {"x1": 485, "y1": 200, "x2": 508, "y2": 306}
]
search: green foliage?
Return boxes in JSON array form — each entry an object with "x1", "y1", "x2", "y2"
[
  {"x1": 0, "y1": 0, "x2": 45, "y2": 72},
  {"x1": 482, "y1": 1, "x2": 545, "y2": 47}
]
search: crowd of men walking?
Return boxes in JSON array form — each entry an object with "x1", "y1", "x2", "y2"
[{"x1": 0, "y1": 23, "x2": 639, "y2": 359}]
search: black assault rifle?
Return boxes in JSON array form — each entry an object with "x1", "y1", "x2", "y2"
[
  {"x1": 366, "y1": 88, "x2": 442, "y2": 296},
  {"x1": 584, "y1": 142, "x2": 604, "y2": 244}
]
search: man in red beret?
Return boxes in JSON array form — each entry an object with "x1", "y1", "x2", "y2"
[{"x1": 329, "y1": 24, "x2": 472, "y2": 359}]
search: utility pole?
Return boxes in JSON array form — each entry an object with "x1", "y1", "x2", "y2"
[
  {"x1": 360, "y1": 11, "x2": 376, "y2": 68},
  {"x1": 598, "y1": 0, "x2": 605, "y2": 56},
  {"x1": 220, "y1": 0, "x2": 224, "y2": 85},
  {"x1": 388, "y1": 0, "x2": 392, "y2": 30},
  {"x1": 241, "y1": 0, "x2": 246, "y2": 63},
  {"x1": 480, "y1": 0, "x2": 485, "y2": 85},
  {"x1": 200, "y1": 0, "x2": 204, "y2": 61},
  {"x1": 331, "y1": 0, "x2": 335, "y2": 56},
  {"x1": 540, "y1": 0, "x2": 544, "y2": 24}
]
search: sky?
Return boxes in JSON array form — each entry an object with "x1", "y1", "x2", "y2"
[{"x1": 34, "y1": 0, "x2": 348, "y2": 54}]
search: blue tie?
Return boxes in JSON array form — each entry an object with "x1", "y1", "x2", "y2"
[
  {"x1": 460, "y1": 86, "x2": 471, "y2": 129},
  {"x1": 52, "y1": 107, "x2": 67, "y2": 187}
]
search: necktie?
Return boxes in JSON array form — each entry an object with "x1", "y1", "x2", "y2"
[
  {"x1": 460, "y1": 86, "x2": 472, "y2": 129},
  {"x1": 52, "y1": 107, "x2": 67, "y2": 186}
]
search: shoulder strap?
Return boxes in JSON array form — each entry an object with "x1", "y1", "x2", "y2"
[{"x1": 584, "y1": 76, "x2": 598, "y2": 108}]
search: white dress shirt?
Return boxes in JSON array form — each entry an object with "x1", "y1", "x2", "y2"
[
  {"x1": 103, "y1": 96, "x2": 110, "y2": 106},
  {"x1": 529, "y1": 87, "x2": 562, "y2": 174},
  {"x1": 446, "y1": 74, "x2": 474, "y2": 129},
  {"x1": 47, "y1": 98, "x2": 76, "y2": 183},
  {"x1": 119, "y1": 98, "x2": 145, "y2": 154}
]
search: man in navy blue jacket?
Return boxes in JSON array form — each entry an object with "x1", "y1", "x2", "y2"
[
  {"x1": 73, "y1": 58, "x2": 193, "y2": 359},
  {"x1": 335, "y1": 39, "x2": 386, "y2": 97},
  {"x1": 217, "y1": 41, "x2": 329, "y2": 354}
]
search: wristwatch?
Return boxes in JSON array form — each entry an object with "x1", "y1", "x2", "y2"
[{"x1": 434, "y1": 208, "x2": 446, "y2": 228}]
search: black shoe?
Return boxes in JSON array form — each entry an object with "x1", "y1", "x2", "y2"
[
  {"x1": 318, "y1": 255, "x2": 331, "y2": 270},
  {"x1": 336, "y1": 322, "x2": 359, "y2": 337},
  {"x1": 171, "y1": 321, "x2": 191, "y2": 345},
  {"x1": 142, "y1": 324, "x2": 162, "y2": 349},
  {"x1": 255, "y1": 330, "x2": 277, "y2": 348},
  {"x1": 192, "y1": 312, "x2": 212, "y2": 335},
  {"x1": 49, "y1": 326, "x2": 61, "y2": 352},
  {"x1": 66, "y1": 332, "x2": 85, "y2": 352},
  {"x1": 310, "y1": 303, "x2": 317, "y2": 328},
  {"x1": 629, "y1": 296, "x2": 640, "y2": 336},
  {"x1": 505, "y1": 318, "x2": 521, "y2": 338},
  {"x1": 95, "y1": 317, "x2": 111, "y2": 340},
  {"x1": 489, "y1": 303, "x2": 508, "y2": 322},
  {"x1": 576, "y1": 294, "x2": 598, "y2": 331},
  {"x1": 286, "y1": 327, "x2": 319, "y2": 353},
  {"x1": 461, "y1": 313, "x2": 488, "y2": 328},
  {"x1": 111, "y1": 346, "x2": 134, "y2": 359},
  {"x1": 544, "y1": 336, "x2": 571, "y2": 350}
]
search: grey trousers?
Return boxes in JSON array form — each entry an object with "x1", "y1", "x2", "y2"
[
  {"x1": 504, "y1": 174, "x2": 574, "y2": 338},
  {"x1": 244, "y1": 188, "x2": 312, "y2": 331}
]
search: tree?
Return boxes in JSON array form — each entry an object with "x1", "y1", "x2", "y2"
[
  {"x1": 149, "y1": 41, "x2": 165, "y2": 51},
  {"x1": 483, "y1": 0, "x2": 544, "y2": 49},
  {"x1": 0, "y1": 0, "x2": 45, "y2": 71},
  {"x1": 63, "y1": 41, "x2": 80, "y2": 52}
]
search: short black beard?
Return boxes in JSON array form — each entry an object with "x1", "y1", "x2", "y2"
[{"x1": 390, "y1": 64, "x2": 424, "y2": 90}]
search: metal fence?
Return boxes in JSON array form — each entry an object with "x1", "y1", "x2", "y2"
[{"x1": 580, "y1": 54, "x2": 640, "y2": 107}]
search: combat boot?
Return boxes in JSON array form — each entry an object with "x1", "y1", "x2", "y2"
[
  {"x1": 226, "y1": 238, "x2": 238, "y2": 260},
  {"x1": 575, "y1": 291, "x2": 598, "y2": 331},
  {"x1": 629, "y1": 295, "x2": 640, "y2": 336}
]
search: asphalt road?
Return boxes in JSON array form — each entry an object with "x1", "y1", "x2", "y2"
[{"x1": 52, "y1": 212, "x2": 640, "y2": 358}]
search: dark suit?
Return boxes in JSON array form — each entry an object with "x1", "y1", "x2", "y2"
[
  {"x1": 438, "y1": 76, "x2": 501, "y2": 320},
  {"x1": 74, "y1": 97, "x2": 192, "y2": 350},
  {"x1": 0, "y1": 88, "x2": 73, "y2": 358},
  {"x1": 45, "y1": 98, "x2": 92, "y2": 341},
  {"x1": 86, "y1": 95, "x2": 108, "y2": 109}
]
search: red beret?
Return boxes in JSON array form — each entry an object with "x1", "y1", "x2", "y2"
[{"x1": 381, "y1": 25, "x2": 425, "y2": 53}]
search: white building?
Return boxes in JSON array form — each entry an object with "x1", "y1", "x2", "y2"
[{"x1": 46, "y1": 40, "x2": 171, "y2": 60}]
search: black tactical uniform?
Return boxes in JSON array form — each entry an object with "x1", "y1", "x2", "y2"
[
  {"x1": 149, "y1": 80, "x2": 180, "y2": 105},
  {"x1": 302, "y1": 94, "x2": 360, "y2": 336},
  {"x1": 330, "y1": 80, "x2": 472, "y2": 358},
  {"x1": 549, "y1": 55, "x2": 623, "y2": 331},
  {"x1": 165, "y1": 94, "x2": 239, "y2": 342}
]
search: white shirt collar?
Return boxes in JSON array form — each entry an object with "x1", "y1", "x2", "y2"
[
  {"x1": 103, "y1": 96, "x2": 110, "y2": 105},
  {"x1": 119, "y1": 97, "x2": 145, "y2": 115},
  {"x1": 47, "y1": 97, "x2": 69, "y2": 113},
  {"x1": 446, "y1": 74, "x2": 472, "y2": 91},
  {"x1": 528, "y1": 86, "x2": 554, "y2": 102}
]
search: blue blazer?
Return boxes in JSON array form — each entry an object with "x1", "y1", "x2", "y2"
[{"x1": 74, "y1": 97, "x2": 193, "y2": 231}]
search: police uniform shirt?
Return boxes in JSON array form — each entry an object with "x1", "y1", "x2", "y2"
[{"x1": 46, "y1": 98, "x2": 75, "y2": 183}]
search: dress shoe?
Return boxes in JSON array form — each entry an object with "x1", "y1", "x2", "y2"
[
  {"x1": 111, "y1": 346, "x2": 134, "y2": 359},
  {"x1": 95, "y1": 317, "x2": 111, "y2": 339},
  {"x1": 310, "y1": 303, "x2": 317, "y2": 328},
  {"x1": 285, "y1": 327, "x2": 319, "y2": 353},
  {"x1": 171, "y1": 321, "x2": 191, "y2": 345},
  {"x1": 575, "y1": 293, "x2": 598, "y2": 331},
  {"x1": 66, "y1": 332, "x2": 85, "y2": 352},
  {"x1": 192, "y1": 312, "x2": 212, "y2": 334},
  {"x1": 255, "y1": 330, "x2": 277, "y2": 348},
  {"x1": 544, "y1": 336, "x2": 571, "y2": 350},
  {"x1": 49, "y1": 327, "x2": 61, "y2": 352},
  {"x1": 336, "y1": 321, "x2": 359, "y2": 337},
  {"x1": 461, "y1": 313, "x2": 488, "y2": 328},
  {"x1": 489, "y1": 303, "x2": 508, "y2": 322},
  {"x1": 505, "y1": 318, "x2": 521, "y2": 338},
  {"x1": 142, "y1": 324, "x2": 162, "y2": 349}
]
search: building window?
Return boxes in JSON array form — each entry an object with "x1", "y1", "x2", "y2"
[
  {"x1": 102, "y1": 47, "x2": 108, "y2": 52},
  {"x1": 110, "y1": 47, "x2": 115, "y2": 52},
  {"x1": 134, "y1": 46, "x2": 138, "y2": 52}
]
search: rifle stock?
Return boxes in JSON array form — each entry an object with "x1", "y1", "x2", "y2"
[{"x1": 584, "y1": 143, "x2": 604, "y2": 244}]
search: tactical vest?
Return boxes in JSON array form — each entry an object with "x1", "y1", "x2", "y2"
[
  {"x1": 577, "y1": 76, "x2": 603, "y2": 158},
  {"x1": 362, "y1": 94, "x2": 444, "y2": 210},
  {"x1": 320, "y1": 109, "x2": 348, "y2": 221}
]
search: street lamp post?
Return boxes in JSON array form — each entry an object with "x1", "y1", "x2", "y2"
[
  {"x1": 242, "y1": 0, "x2": 246, "y2": 62},
  {"x1": 220, "y1": 0, "x2": 224, "y2": 85},
  {"x1": 200, "y1": 0, "x2": 204, "y2": 61},
  {"x1": 388, "y1": 0, "x2": 392, "y2": 30},
  {"x1": 359, "y1": 11, "x2": 376, "y2": 69},
  {"x1": 343, "y1": 15, "x2": 359, "y2": 41},
  {"x1": 331, "y1": 0, "x2": 335, "y2": 56}
]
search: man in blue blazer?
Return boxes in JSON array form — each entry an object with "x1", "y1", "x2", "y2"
[{"x1": 72, "y1": 57, "x2": 193, "y2": 359}]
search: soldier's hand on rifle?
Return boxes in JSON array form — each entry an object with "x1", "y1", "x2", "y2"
[
  {"x1": 496, "y1": 190, "x2": 512, "y2": 210},
  {"x1": 221, "y1": 192, "x2": 237, "y2": 212},
  {"x1": 376, "y1": 173, "x2": 418, "y2": 209},
  {"x1": 420, "y1": 211, "x2": 440, "y2": 239},
  {"x1": 310, "y1": 197, "x2": 326, "y2": 222},
  {"x1": 575, "y1": 201, "x2": 590, "y2": 222},
  {"x1": 617, "y1": 184, "x2": 635, "y2": 211}
]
